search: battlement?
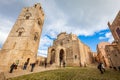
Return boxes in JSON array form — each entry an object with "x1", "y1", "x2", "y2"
[{"x1": 18, "y1": 3, "x2": 44, "y2": 22}]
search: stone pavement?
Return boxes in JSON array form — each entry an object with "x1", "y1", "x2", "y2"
[{"x1": 3, "y1": 66, "x2": 58, "y2": 79}]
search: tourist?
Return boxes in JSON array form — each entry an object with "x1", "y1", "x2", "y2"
[
  {"x1": 101, "y1": 63, "x2": 105, "y2": 72},
  {"x1": 15, "y1": 60, "x2": 19, "y2": 69},
  {"x1": 118, "y1": 66, "x2": 120, "y2": 71},
  {"x1": 30, "y1": 62, "x2": 36, "y2": 72},
  {"x1": 50, "y1": 60, "x2": 52, "y2": 65},
  {"x1": 23, "y1": 62, "x2": 28, "y2": 70},
  {"x1": 44, "y1": 58, "x2": 47, "y2": 68},
  {"x1": 97, "y1": 62, "x2": 104, "y2": 74},
  {"x1": 36, "y1": 60, "x2": 39, "y2": 65},
  {"x1": 45, "y1": 62, "x2": 47, "y2": 68},
  {"x1": 113, "y1": 67, "x2": 117, "y2": 71},
  {"x1": 63, "y1": 61, "x2": 66, "y2": 67},
  {"x1": 9, "y1": 62, "x2": 15, "y2": 73}
]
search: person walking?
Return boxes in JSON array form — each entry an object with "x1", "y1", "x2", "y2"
[
  {"x1": 63, "y1": 61, "x2": 66, "y2": 67},
  {"x1": 9, "y1": 62, "x2": 15, "y2": 73},
  {"x1": 97, "y1": 62, "x2": 104, "y2": 74},
  {"x1": 30, "y1": 63, "x2": 36, "y2": 72},
  {"x1": 101, "y1": 63, "x2": 105, "y2": 72},
  {"x1": 23, "y1": 62, "x2": 28, "y2": 70},
  {"x1": 44, "y1": 58, "x2": 47, "y2": 68},
  {"x1": 15, "y1": 60, "x2": 19, "y2": 69}
]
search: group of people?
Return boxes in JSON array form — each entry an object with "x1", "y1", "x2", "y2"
[
  {"x1": 9, "y1": 58, "x2": 49, "y2": 73},
  {"x1": 9, "y1": 60, "x2": 19, "y2": 73},
  {"x1": 9, "y1": 62, "x2": 37, "y2": 73},
  {"x1": 23, "y1": 61, "x2": 39, "y2": 72},
  {"x1": 10, "y1": 60, "x2": 106, "y2": 74}
]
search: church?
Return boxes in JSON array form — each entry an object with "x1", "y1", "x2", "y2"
[{"x1": 47, "y1": 32, "x2": 93, "y2": 67}]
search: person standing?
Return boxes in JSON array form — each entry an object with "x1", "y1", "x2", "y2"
[
  {"x1": 63, "y1": 61, "x2": 66, "y2": 67},
  {"x1": 15, "y1": 60, "x2": 19, "y2": 69},
  {"x1": 97, "y1": 62, "x2": 104, "y2": 74},
  {"x1": 101, "y1": 63, "x2": 105, "y2": 72},
  {"x1": 23, "y1": 62, "x2": 28, "y2": 70},
  {"x1": 9, "y1": 63, "x2": 15, "y2": 73},
  {"x1": 30, "y1": 63, "x2": 36, "y2": 72}
]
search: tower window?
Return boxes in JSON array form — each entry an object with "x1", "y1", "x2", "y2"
[
  {"x1": 75, "y1": 55, "x2": 77, "y2": 59},
  {"x1": 26, "y1": 16, "x2": 30, "y2": 19},
  {"x1": 34, "y1": 4, "x2": 37, "y2": 8},
  {"x1": 18, "y1": 32, "x2": 22, "y2": 37},
  {"x1": 16, "y1": 27, "x2": 25, "y2": 37},
  {"x1": 34, "y1": 35, "x2": 38, "y2": 41},
  {"x1": 24, "y1": 12, "x2": 31, "y2": 20},
  {"x1": 38, "y1": 21, "x2": 41, "y2": 25},
  {"x1": 26, "y1": 9, "x2": 29, "y2": 12},
  {"x1": 34, "y1": 32, "x2": 39, "y2": 41},
  {"x1": 39, "y1": 7, "x2": 42, "y2": 10},
  {"x1": 38, "y1": 18, "x2": 42, "y2": 25}
]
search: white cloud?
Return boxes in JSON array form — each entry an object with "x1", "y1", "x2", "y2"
[
  {"x1": 99, "y1": 32, "x2": 114, "y2": 43},
  {"x1": 39, "y1": 36, "x2": 53, "y2": 49},
  {"x1": 51, "y1": 0, "x2": 120, "y2": 36},
  {"x1": 38, "y1": 49, "x2": 47, "y2": 57},
  {"x1": 0, "y1": 15, "x2": 13, "y2": 46},
  {"x1": 0, "y1": 0, "x2": 119, "y2": 56},
  {"x1": 38, "y1": 35, "x2": 53, "y2": 56},
  {"x1": 99, "y1": 37, "x2": 106, "y2": 40},
  {"x1": 105, "y1": 32, "x2": 114, "y2": 43}
]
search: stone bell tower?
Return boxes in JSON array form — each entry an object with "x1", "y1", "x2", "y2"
[{"x1": 0, "y1": 3, "x2": 44, "y2": 66}]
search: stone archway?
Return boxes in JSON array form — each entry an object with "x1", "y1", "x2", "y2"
[
  {"x1": 50, "y1": 49, "x2": 55, "y2": 64},
  {"x1": 59, "y1": 49, "x2": 64, "y2": 66}
]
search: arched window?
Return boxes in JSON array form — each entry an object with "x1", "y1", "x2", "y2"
[
  {"x1": 34, "y1": 4, "x2": 37, "y2": 8},
  {"x1": 16, "y1": 27, "x2": 25, "y2": 37},
  {"x1": 75, "y1": 55, "x2": 77, "y2": 59},
  {"x1": 37, "y1": 18, "x2": 42, "y2": 26},
  {"x1": 24, "y1": 12, "x2": 32, "y2": 20},
  {"x1": 34, "y1": 32, "x2": 39, "y2": 41}
]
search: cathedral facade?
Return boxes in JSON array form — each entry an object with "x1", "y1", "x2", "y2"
[{"x1": 47, "y1": 32, "x2": 93, "y2": 67}]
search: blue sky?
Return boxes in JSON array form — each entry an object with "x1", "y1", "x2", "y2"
[
  {"x1": 0, "y1": 0, "x2": 119, "y2": 57},
  {"x1": 79, "y1": 29, "x2": 111, "y2": 51}
]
